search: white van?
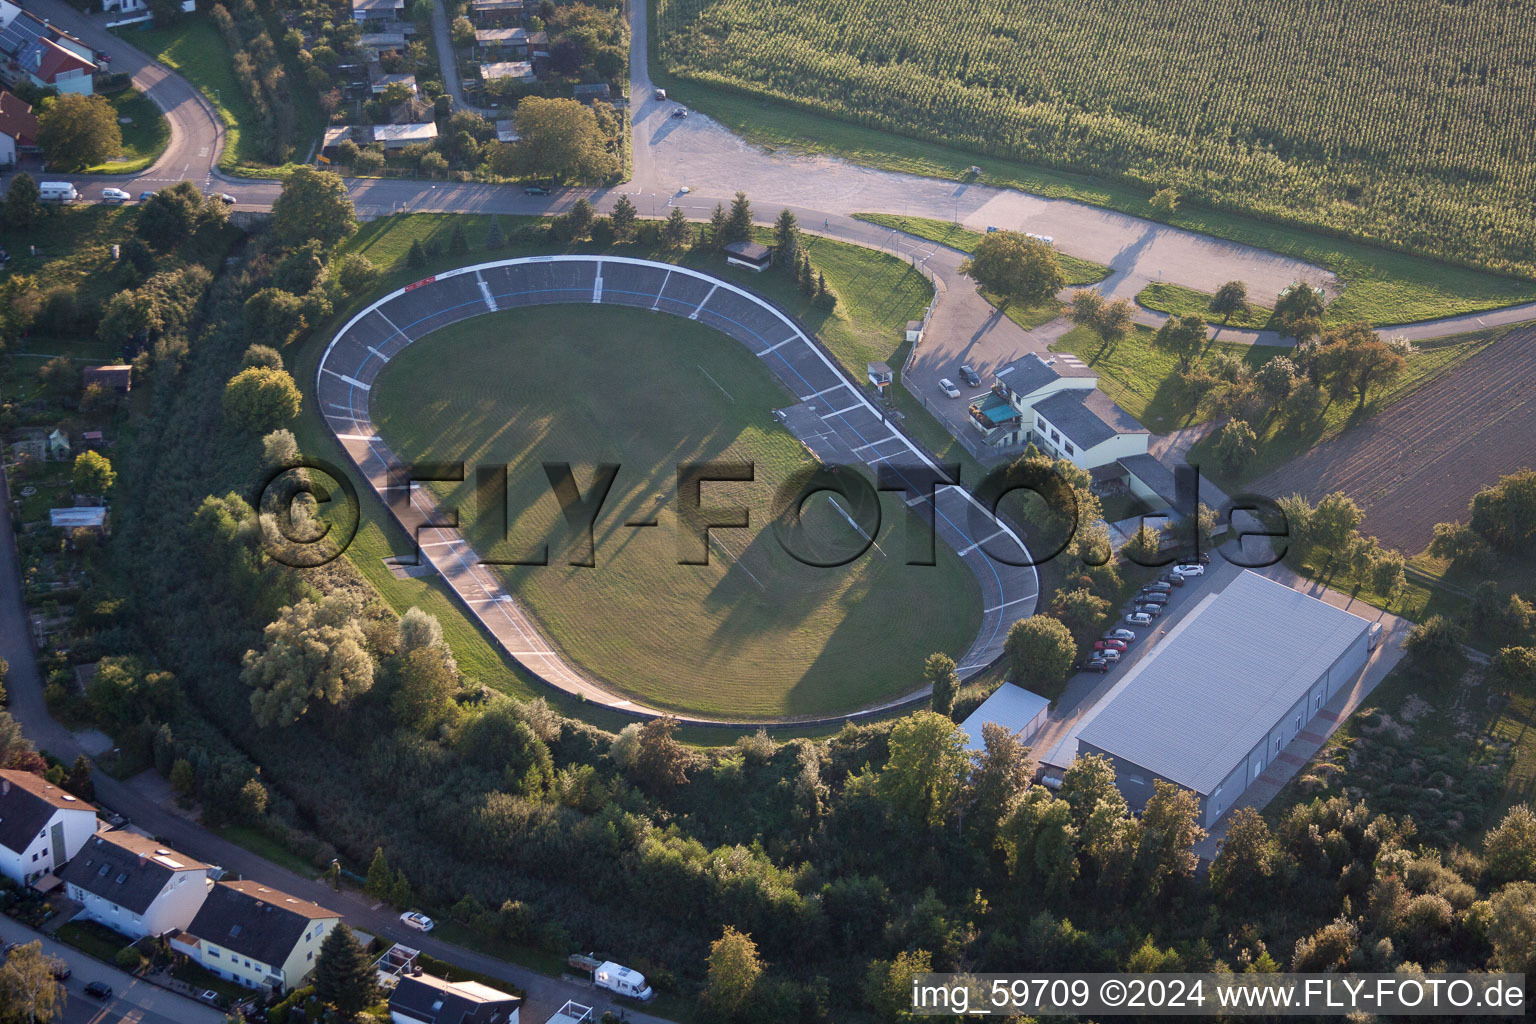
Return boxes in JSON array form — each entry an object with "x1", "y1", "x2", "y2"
[{"x1": 39, "y1": 182, "x2": 78, "y2": 203}]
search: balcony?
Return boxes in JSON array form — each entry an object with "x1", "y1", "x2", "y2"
[{"x1": 968, "y1": 392, "x2": 1023, "y2": 445}]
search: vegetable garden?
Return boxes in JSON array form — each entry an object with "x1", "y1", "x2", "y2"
[{"x1": 656, "y1": 0, "x2": 1536, "y2": 278}]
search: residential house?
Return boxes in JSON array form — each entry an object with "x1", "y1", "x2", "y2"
[
  {"x1": 372, "y1": 122, "x2": 438, "y2": 149},
  {"x1": 101, "y1": 0, "x2": 195, "y2": 18},
  {"x1": 0, "y1": 5, "x2": 97, "y2": 96},
  {"x1": 371, "y1": 71, "x2": 418, "y2": 96},
  {"x1": 351, "y1": 0, "x2": 404, "y2": 23},
  {"x1": 172, "y1": 880, "x2": 339, "y2": 993},
  {"x1": 480, "y1": 60, "x2": 535, "y2": 84},
  {"x1": 474, "y1": 27, "x2": 527, "y2": 56},
  {"x1": 0, "y1": 87, "x2": 37, "y2": 168},
  {"x1": 468, "y1": 0, "x2": 523, "y2": 25},
  {"x1": 82, "y1": 364, "x2": 133, "y2": 393},
  {"x1": 357, "y1": 31, "x2": 405, "y2": 59},
  {"x1": 60, "y1": 832, "x2": 213, "y2": 940},
  {"x1": 387, "y1": 95, "x2": 434, "y2": 124},
  {"x1": 321, "y1": 125, "x2": 355, "y2": 158},
  {"x1": 494, "y1": 118, "x2": 519, "y2": 143},
  {"x1": 0, "y1": 770, "x2": 98, "y2": 887},
  {"x1": 390, "y1": 973, "x2": 522, "y2": 1024}
]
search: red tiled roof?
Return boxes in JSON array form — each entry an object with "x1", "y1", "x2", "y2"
[
  {"x1": 0, "y1": 90, "x2": 37, "y2": 147},
  {"x1": 33, "y1": 38, "x2": 94, "y2": 83}
]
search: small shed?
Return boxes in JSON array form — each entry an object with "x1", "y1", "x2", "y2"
[
  {"x1": 494, "y1": 118, "x2": 519, "y2": 143},
  {"x1": 46, "y1": 429, "x2": 70, "y2": 460},
  {"x1": 50, "y1": 507, "x2": 109, "y2": 534},
  {"x1": 370, "y1": 72, "x2": 417, "y2": 96},
  {"x1": 959, "y1": 682, "x2": 1051, "y2": 750},
  {"x1": 82, "y1": 364, "x2": 132, "y2": 393},
  {"x1": 904, "y1": 320, "x2": 923, "y2": 343},
  {"x1": 372, "y1": 122, "x2": 438, "y2": 149},
  {"x1": 723, "y1": 240, "x2": 771, "y2": 272},
  {"x1": 481, "y1": 60, "x2": 535, "y2": 83},
  {"x1": 573, "y1": 83, "x2": 610, "y2": 103},
  {"x1": 867, "y1": 362, "x2": 893, "y2": 389}
]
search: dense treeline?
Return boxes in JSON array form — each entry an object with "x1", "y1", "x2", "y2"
[
  {"x1": 656, "y1": 0, "x2": 1536, "y2": 277},
  {"x1": 210, "y1": 0, "x2": 305, "y2": 163}
]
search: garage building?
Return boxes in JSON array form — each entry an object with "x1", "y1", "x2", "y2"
[
  {"x1": 959, "y1": 683, "x2": 1050, "y2": 749},
  {"x1": 1075, "y1": 571, "x2": 1373, "y2": 827}
]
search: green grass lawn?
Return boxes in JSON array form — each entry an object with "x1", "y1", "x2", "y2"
[
  {"x1": 654, "y1": 68, "x2": 1536, "y2": 326},
  {"x1": 55, "y1": 920, "x2": 135, "y2": 963},
  {"x1": 852, "y1": 212, "x2": 1111, "y2": 285},
  {"x1": 293, "y1": 214, "x2": 981, "y2": 735},
  {"x1": 370, "y1": 304, "x2": 980, "y2": 718},
  {"x1": 217, "y1": 825, "x2": 319, "y2": 878},
  {"x1": 85, "y1": 89, "x2": 170, "y2": 174},
  {"x1": 1136, "y1": 281, "x2": 1275, "y2": 331}
]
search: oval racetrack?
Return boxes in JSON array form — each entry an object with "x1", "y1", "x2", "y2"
[{"x1": 317, "y1": 256, "x2": 1040, "y2": 726}]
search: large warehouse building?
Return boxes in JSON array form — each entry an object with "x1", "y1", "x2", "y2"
[{"x1": 1075, "y1": 571, "x2": 1374, "y2": 828}]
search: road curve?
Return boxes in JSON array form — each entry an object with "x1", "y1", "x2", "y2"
[{"x1": 316, "y1": 255, "x2": 1040, "y2": 725}]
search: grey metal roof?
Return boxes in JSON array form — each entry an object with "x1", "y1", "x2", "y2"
[
  {"x1": 959, "y1": 683, "x2": 1050, "y2": 751},
  {"x1": 994, "y1": 352, "x2": 1065, "y2": 397},
  {"x1": 1076, "y1": 571, "x2": 1370, "y2": 795},
  {"x1": 1118, "y1": 453, "x2": 1180, "y2": 506},
  {"x1": 1033, "y1": 389, "x2": 1148, "y2": 449}
]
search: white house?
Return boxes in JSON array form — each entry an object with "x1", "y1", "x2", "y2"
[
  {"x1": 172, "y1": 881, "x2": 339, "y2": 993},
  {"x1": 60, "y1": 832, "x2": 213, "y2": 940},
  {"x1": 0, "y1": 5, "x2": 97, "y2": 95},
  {"x1": 0, "y1": 770, "x2": 98, "y2": 887}
]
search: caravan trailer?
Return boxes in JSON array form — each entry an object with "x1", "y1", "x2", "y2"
[{"x1": 39, "y1": 182, "x2": 79, "y2": 203}]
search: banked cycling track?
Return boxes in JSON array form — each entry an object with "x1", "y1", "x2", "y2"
[{"x1": 316, "y1": 256, "x2": 1039, "y2": 726}]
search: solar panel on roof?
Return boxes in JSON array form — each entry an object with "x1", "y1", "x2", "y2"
[{"x1": 0, "y1": 13, "x2": 46, "y2": 59}]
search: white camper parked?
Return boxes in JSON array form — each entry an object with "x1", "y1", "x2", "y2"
[
  {"x1": 39, "y1": 182, "x2": 78, "y2": 203},
  {"x1": 594, "y1": 962, "x2": 653, "y2": 1001}
]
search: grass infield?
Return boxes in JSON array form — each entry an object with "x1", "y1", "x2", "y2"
[{"x1": 369, "y1": 304, "x2": 981, "y2": 719}]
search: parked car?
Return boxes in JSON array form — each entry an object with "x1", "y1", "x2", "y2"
[
  {"x1": 1081, "y1": 659, "x2": 1112, "y2": 673},
  {"x1": 938, "y1": 378, "x2": 961, "y2": 398},
  {"x1": 209, "y1": 192, "x2": 236, "y2": 205},
  {"x1": 1134, "y1": 603, "x2": 1165, "y2": 618},
  {"x1": 1102, "y1": 628, "x2": 1136, "y2": 643},
  {"x1": 653, "y1": 87, "x2": 666, "y2": 100},
  {"x1": 1093, "y1": 651, "x2": 1122, "y2": 666},
  {"x1": 400, "y1": 911, "x2": 435, "y2": 932},
  {"x1": 1160, "y1": 572, "x2": 1186, "y2": 586},
  {"x1": 1094, "y1": 639, "x2": 1127, "y2": 652},
  {"x1": 1126, "y1": 612, "x2": 1153, "y2": 626},
  {"x1": 1140, "y1": 592, "x2": 1170, "y2": 606},
  {"x1": 101, "y1": 187, "x2": 130, "y2": 204},
  {"x1": 1142, "y1": 581, "x2": 1172, "y2": 593},
  {"x1": 94, "y1": 50, "x2": 111, "y2": 63},
  {"x1": 84, "y1": 981, "x2": 112, "y2": 999},
  {"x1": 524, "y1": 185, "x2": 550, "y2": 196},
  {"x1": 671, "y1": 107, "x2": 688, "y2": 118},
  {"x1": 1175, "y1": 562, "x2": 1207, "y2": 576},
  {"x1": 48, "y1": 960, "x2": 69, "y2": 981},
  {"x1": 959, "y1": 363, "x2": 982, "y2": 387},
  {"x1": 138, "y1": 191, "x2": 154, "y2": 202}
]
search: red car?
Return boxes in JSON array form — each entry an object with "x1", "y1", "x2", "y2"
[{"x1": 1094, "y1": 639, "x2": 1127, "y2": 652}]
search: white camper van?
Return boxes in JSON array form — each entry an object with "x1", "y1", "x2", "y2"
[{"x1": 39, "y1": 182, "x2": 78, "y2": 203}]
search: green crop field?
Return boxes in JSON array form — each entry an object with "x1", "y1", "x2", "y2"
[
  {"x1": 369, "y1": 304, "x2": 981, "y2": 719},
  {"x1": 656, "y1": 0, "x2": 1536, "y2": 279}
]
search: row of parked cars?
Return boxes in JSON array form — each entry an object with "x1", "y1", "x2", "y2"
[{"x1": 1080, "y1": 555, "x2": 1209, "y2": 673}]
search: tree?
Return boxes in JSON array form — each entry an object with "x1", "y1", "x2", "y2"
[
  {"x1": 3, "y1": 173, "x2": 41, "y2": 230},
  {"x1": 924, "y1": 652, "x2": 959, "y2": 716},
  {"x1": 65, "y1": 754, "x2": 94, "y2": 801},
  {"x1": 1254, "y1": 355, "x2": 1297, "y2": 404},
  {"x1": 450, "y1": 15, "x2": 476, "y2": 46},
  {"x1": 1486, "y1": 805, "x2": 1536, "y2": 883},
  {"x1": 365, "y1": 848, "x2": 393, "y2": 900},
  {"x1": 723, "y1": 191, "x2": 754, "y2": 245},
  {"x1": 272, "y1": 167, "x2": 357, "y2": 248},
  {"x1": 1058, "y1": 753, "x2": 1121, "y2": 830},
  {"x1": 484, "y1": 218, "x2": 507, "y2": 251},
  {"x1": 772, "y1": 207, "x2": 799, "y2": 264},
  {"x1": 706, "y1": 201, "x2": 731, "y2": 248},
  {"x1": 493, "y1": 97, "x2": 617, "y2": 183},
  {"x1": 705, "y1": 926, "x2": 762, "y2": 1017},
  {"x1": 1213, "y1": 419, "x2": 1258, "y2": 475},
  {"x1": 1403, "y1": 615, "x2": 1466, "y2": 679},
  {"x1": 1210, "y1": 280, "x2": 1252, "y2": 323},
  {"x1": 137, "y1": 182, "x2": 216, "y2": 250},
  {"x1": 565, "y1": 197, "x2": 595, "y2": 240},
  {"x1": 1123, "y1": 522, "x2": 1162, "y2": 564},
  {"x1": 72, "y1": 450, "x2": 116, "y2": 497},
  {"x1": 314, "y1": 924, "x2": 379, "y2": 1021},
  {"x1": 631, "y1": 715, "x2": 690, "y2": 792},
  {"x1": 1069, "y1": 288, "x2": 1105, "y2": 331},
  {"x1": 169, "y1": 758, "x2": 196, "y2": 797},
  {"x1": 223, "y1": 366, "x2": 302, "y2": 433},
  {"x1": 236, "y1": 777, "x2": 269, "y2": 823},
  {"x1": 865, "y1": 949, "x2": 932, "y2": 1022},
  {"x1": 391, "y1": 647, "x2": 457, "y2": 732},
  {"x1": 610, "y1": 194, "x2": 637, "y2": 240},
  {"x1": 1493, "y1": 648, "x2": 1536, "y2": 698},
  {"x1": 1370, "y1": 549, "x2": 1407, "y2": 605},
  {"x1": 1486, "y1": 882, "x2": 1536, "y2": 974},
  {"x1": 37, "y1": 93, "x2": 123, "y2": 170},
  {"x1": 1311, "y1": 491, "x2": 1364, "y2": 555},
  {"x1": 1136, "y1": 781, "x2": 1206, "y2": 896},
  {"x1": 1149, "y1": 187, "x2": 1179, "y2": 212},
  {"x1": 448, "y1": 221, "x2": 468, "y2": 256},
  {"x1": 968, "y1": 721, "x2": 1033, "y2": 841},
  {"x1": 1050, "y1": 587, "x2": 1111, "y2": 649},
  {"x1": 960, "y1": 231, "x2": 1065, "y2": 307},
  {"x1": 1209, "y1": 806, "x2": 1274, "y2": 900},
  {"x1": 1313, "y1": 322, "x2": 1405, "y2": 404},
  {"x1": 146, "y1": 0, "x2": 186, "y2": 25},
  {"x1": 1004, "y1": 616, "x2": 1077, "y2": 699},
  {"x1": 261, "y1": 429, "x2": 299, "y2": 469},
  {"x1": 1152, "y1": 313, "x2": 1207, "y2": 371},
  {"x1": 1274, "y1": 283, "x2": 1326, "y2": 340},
  {"x1": 1470, "y1": 470, "x2": 1536, "y2": 553},
  {"x1": 0, "y1": 941, "x2": 65, "y2": 1023},
  {"x1": 661, "y1": 206, "x2": 690, "y2": 249},
  {"x1": 882, "y1": 711, "x2": 968, "y2": 828},
  {"x1": 241, "y1": 593, "x2": 376, "y2": 727}
]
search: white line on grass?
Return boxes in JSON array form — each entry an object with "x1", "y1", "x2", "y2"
[{"x1": 697, "y1": 364, "x2": 734, "y2": 402}]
